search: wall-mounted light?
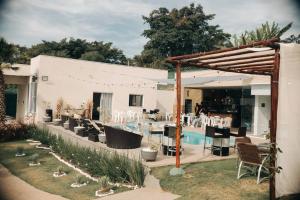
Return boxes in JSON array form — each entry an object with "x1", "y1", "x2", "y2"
[
  {"x1": 32, "y1": 74, "x2": 38, "y2": 82},
  {"x1": 42, "y1": 76, "x2": 48, "y2": 81}
]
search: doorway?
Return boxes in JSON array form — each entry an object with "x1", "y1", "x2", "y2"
[
  {"x1": 92, "y1": 92, "x2": 113, "y2": 122},
  {"x1": 5, "y1": 85, "x2": 17, "y2": 118},
  {"x1": 184, "y1": 99, "x2": 192, "y2": 114}
]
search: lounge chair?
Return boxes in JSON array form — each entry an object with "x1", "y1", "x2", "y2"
[{"x1": 236, "y1": 143, "x2": 269, "y2": 184}]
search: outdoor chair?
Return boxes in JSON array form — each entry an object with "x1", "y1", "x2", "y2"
[
  {"x1": 230, "y1": 127, "x2": 247, "y2": 137},
  {"x1": 236, "y1": 143, "x2": 269, "y2": 184},
  {"x1": 203, "y1": 126, "x2": 229, "y2": 156}
]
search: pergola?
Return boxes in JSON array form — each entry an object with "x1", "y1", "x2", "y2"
[{"x1": 166, "y1": 38, "x2": 280, "y2": 200}]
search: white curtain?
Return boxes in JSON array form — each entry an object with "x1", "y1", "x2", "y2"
[{"x1": 100, "y1": 93, "x2": 113, "y2": 122}]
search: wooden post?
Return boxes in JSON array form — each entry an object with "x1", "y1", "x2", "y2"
[
  {"x1": 270, "y1": 48, "x2": 280, "y2": 200},
  {"x1": 175, "y1": 62, "x2": 181, "y2": 168}
]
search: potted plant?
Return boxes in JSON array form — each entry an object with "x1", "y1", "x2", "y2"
[
  {"x1": 95, "y1": 176, "x2": 114, "y2": 197},
  {"x1": 71, "y1": 175, "x2": 88, "y2": 188},
  {"x1": 28, "y1": 153, "x2": 40, "y2": 166},
  {"x1": 53, "y1": 165, "x2": 67, "y2": 177},
  {"x1": 15, "y1": 146, "x2": 26, "y2": 157},
  {"x1": 141, "y1": 144, "x2": 158, "y2": 161},
  {"x1": 53, "y1": 98, "x2": 63, "y2": 125}
]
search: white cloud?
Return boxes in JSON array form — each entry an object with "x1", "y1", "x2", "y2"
[{"x1": 0, "y1": 0, "x2": 299, "y2": 57}]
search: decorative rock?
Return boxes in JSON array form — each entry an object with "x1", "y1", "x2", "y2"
[
  {"x1": 53, "y1": 119, "x2": 62, "y2": 126},
  {"x1": 70, "y1": 182, "x2": 87, "y2": 188},
  {"x1": 29, "y1": 162, "x2": 41, "y2": 167},
  {"x1": 95, "y1": 189, "x2": 114, "y2": 197},
  {"x1": 53, "y1": 172, "x2": 67, "y2": 177},
  {"x1": 15, "y1": 153, "x2": 26, "y2": 157},
  {"x1": 169, "y1": 167, "x2": 185, "y2": 176}
]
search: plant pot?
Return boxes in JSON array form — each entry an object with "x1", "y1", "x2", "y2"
[
  {"x1": 141, "y1": 147, "x2": 158, "y2": 161},
  {"x1": 98, "y1": 134, "x2": 106, "y2": 143},
  {"x1": 74, "y1": 126, "x2": 85, "y2": 134},
  {"x1": 88, "y1": 133, "x2": 99, "y2": 142},
  {"x1": 53, "y1": 119, "x2": 62, "y2": 126},
  {"x1": 43, "y1": 116, "x2": 51, "y2": 122},
  {"x1": 63, "y1": 122, "x2": 70, "y2": 129}
]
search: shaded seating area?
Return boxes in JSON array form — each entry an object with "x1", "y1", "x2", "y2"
[{"x1": 104, "y1": 125, "x2": 143, "y2": 149}]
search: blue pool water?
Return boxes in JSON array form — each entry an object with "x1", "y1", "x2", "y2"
[{"x1": 125, "y1": 122, "x2": 234, "y2": 145}]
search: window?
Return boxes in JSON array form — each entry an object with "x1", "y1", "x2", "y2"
[{"x1": 129, "y1": 94, "x2": 143, "y2": 107}]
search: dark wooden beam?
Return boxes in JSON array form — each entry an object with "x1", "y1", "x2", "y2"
[
  {"x1": 167, "y1": 38, "x2": 279, "y2": 61},
  {"x1": 175, "y1": 62, "x2": 181, "y2": 168},
  {"x1": 270, "y1": 48, "x2": 280, "y2": 200},
  {"x1": 188, "y1": 52, "x2": 275, "y2": 64}
]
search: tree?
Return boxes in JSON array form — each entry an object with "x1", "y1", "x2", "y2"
[
  {"x1": 27, "y1": 38, "x2": 127, "y2": 65},
  {"x1": 135, "y1": 3, "x2": 231, "y2": 68},
  {"x1": 0, "y1": 37, "x2": 18, "y2": 124},
  {"x1": 282, "y1": 34, "x2": 300, "y2": 44},
  {"x1": 231, "y1": 21, "x2": 292, "y2": 46}
]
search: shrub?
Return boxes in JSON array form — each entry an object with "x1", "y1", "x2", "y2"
[
  {"x1": 29, "y1": 153, "x2": 39, "y2": 164},
  {"x1": 99, "y1": 176, "x2": 110, "y2": 189},
  {"x1": 75, "y1": 175, "x2": 88, "y2": 184},
  {"x1": 16, "y1": 146, "x2": 24, "y2": 155},
  {"x1": 0, "y1": 121, "x2": 31, "y2": 142},
  {"x1": 30, "y1": 127, "x2": 146, "y2": 186}
]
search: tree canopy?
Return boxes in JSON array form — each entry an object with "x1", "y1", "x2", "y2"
[
  {"x1": 0, "y1": 37, "x2": 127, "y2": 65},
  {"x1": 134, "y1": 3, "x2": 231, "y2": 68}
]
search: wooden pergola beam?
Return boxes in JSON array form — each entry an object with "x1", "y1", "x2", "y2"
[
  {"x1": 193, "y1": 57, "x2": 274, "y2": 68},
  {"x1": 168, "y1": 38, "x2": 279, "y2": 61},
  {"x1": 226, "y1": 63, "x2": 274, "y2": 70},
  {"x1": 239, "y1": 67, "x2": 274, "y2": 72},
  {"x1": 183, "y1": 62, "x2": 271, "y2": 75},
  {"x1": 188, "y1": 52, "x2": 275, "y2": 64}
]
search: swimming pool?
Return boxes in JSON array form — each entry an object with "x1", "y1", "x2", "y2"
[{"x1": 126, "y1": 122, "x2": 234, "y2": 145}]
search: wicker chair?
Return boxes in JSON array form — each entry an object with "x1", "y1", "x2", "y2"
[
  {"x1": 236, "y1": 143, "x2": 269, "y2": 184},
  {"x1": 230, "y1": 127, "x2": 247, "y2": 137},
  {"x1": 104, "y1": 125, "x2": 143, "y2": 149}
]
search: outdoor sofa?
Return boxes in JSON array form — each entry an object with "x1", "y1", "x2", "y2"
[{"x1": 103, "y1": 125, "x2": 143, "y2": 149}]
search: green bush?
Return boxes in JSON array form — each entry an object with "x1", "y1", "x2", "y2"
[
  {"x1": 0, "y1": 122, "x2": 31, "y2": 142},
  {"x1": 28, "y1": 126, "x2": 146, "y2": 186}
]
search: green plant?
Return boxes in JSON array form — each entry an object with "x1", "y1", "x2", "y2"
[
  {"x1": 57, "y1": 165, "x2": 65, "y2": 175},
  {"x1": 55, "y1": 97, "x2": 64, "y2": 119},
  {"x1": 30, "y1": 127, "x2": 146, "y2": 186},
  {"x1": 75, "y1": 175, "x2": 88, "y2": 184},
  {"x1": 16, "y1": 146, "x2": 24, "y2": 154},
  {"x1": 99, "y1": 176, "x2": 110, "y2": 190},
  {"x1": 29, "y1": 153, "x2": 39, "y2": 164}
]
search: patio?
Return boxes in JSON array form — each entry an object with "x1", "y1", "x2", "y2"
[{"x1": 38, "y1": 122, "x2": 266, "y2": 168}]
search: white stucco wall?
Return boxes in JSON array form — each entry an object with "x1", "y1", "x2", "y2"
[
  {"x1": 253, "y1": 95, "x2": 270, "y2": 135},
  {"x1": 276, "y1": 43, "x2": 300, "y2": 198},
  {"x1": 32, "y1": 56, "x2": 168, "y2": 121},
  {"x1": 156, "y1": 90, "x2": 175, "y2": 114}
]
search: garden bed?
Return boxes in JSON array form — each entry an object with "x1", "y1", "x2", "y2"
[{"x1": 0, "y1": 141, "x2": 129, "y2": 200}]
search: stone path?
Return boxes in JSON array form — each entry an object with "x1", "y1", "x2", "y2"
[
  {"x1": 99, "y1": 173, "x2": 180, "y2": 200},
  {"x1": 0, "y1": 164, "x2": 68, "y2": 200}
]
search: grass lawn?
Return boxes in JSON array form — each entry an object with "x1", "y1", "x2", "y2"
[
  {"x1": 152, "y1": 159, "x2": 269, "y2": 200},
  {"x1": 0, "y1": 141, "x2": 128, "y2": 200}
]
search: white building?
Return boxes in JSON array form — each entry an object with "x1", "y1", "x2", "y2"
[
  {"x1": 3, "y1": 55, "x2": 174, "y2": 122},
  {"x1": 4, "y1": 55, "x2": 271, "y2": 136}
]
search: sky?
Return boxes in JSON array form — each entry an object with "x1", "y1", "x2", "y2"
[{"x1": 0, "y1": 0, "x2": 299, "y2": 57}]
